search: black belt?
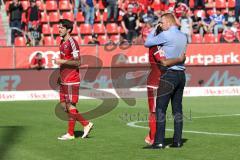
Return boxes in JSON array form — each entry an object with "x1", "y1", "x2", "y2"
[{"x1": 168, "y1": 69, "x2": 185, "y2": 72}]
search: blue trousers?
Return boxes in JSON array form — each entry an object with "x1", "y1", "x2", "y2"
[{"x1": 154, "y1": 70, "x2": 186, "y2": 145}]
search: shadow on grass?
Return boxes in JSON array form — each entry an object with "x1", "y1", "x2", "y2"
[
  {"x1": 74, "y1": 130, "x2": 94, "y2": 139},
  {"x1": 142, "y1": 138, "x2": 188, "y2": 149},
  {"x1": 0, "y1": 126, "x2": 25, "y2": 160}
]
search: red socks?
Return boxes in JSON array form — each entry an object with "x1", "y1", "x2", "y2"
[{"x1": 148, "y1": 112, "x2": 156, "y2": 140}]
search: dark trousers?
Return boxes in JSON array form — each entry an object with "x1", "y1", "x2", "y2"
[
  {"x1": 154, "y1": 70, "x2": 186, "y2": 145},
  {"x1": 235, "y1": 5, "x2": 240, "y2": 22},
  {"x1": 10, "y1": 20, "x2": 22, "y2": 44},
  {"x1": 107, "y1": 4, "x2": 118, "y2": 22}
]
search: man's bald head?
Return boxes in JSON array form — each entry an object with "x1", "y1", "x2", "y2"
[{"x1": 160, "y1": 13, "x2": 177, "y2": 30}]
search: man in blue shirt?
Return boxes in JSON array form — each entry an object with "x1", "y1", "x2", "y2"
[{"x1": 144, "y1": 13, "x2": 187, "y2": 149}]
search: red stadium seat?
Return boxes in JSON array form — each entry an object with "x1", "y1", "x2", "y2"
[
  {"x1": 93, "y1": 23, "x2": 105, "y2": 34},
  {"x1": 110, "y1": 35, "x2": 120, "y2": 43},
  {"x1": 59, "y1": 0, "x2": 72, "y2": 11},
  {"x1": 83, "y1": 35, "x2": 92, "y2": 44},
  {"x1": 79, "y1": 24, "x2": 93, "y2": 35},
  {"x1": 204, "y1": 33, "x2": 216, "y2": 43},
  {"x1": 95, "y1": 11, "x2": 101, "y2": 23},
  {"x1": 106, "y1": 23, "x2": 118, "y2": 34},
  {"x1": 5, "y1": 1, "x2": 11, "y2": 12},
  {"x1": 62, "y1": 12, "x2": 74, "y2": 22},
  {"x1": 72, "y1": 36, "x2": 83, "y2": 45},
  {"x1": 46, "y1": 0, "x2": 58, "y2": 11},
  {"x1": 36, "y1": 0, "x2": 44, "y2": 11},
  {"x1": 205, "y1": 0, "x2": 214, "y2": 8},
  {"x1": 42, "y1": 24, "x2": 51, "y2": 35},
  {"x1": 44, "y1": 36, "x2": 55, "y2": 46},
  {"x1": 98, "y1": 35, "x2": 109, "y2": 45},
  {"x1": 76, "y1": 12, "x2": 85, "y2": 23},
  {"x1": 189, "y1": 0, "x2": 194, "y2": 8},
  {"x1": 102, "y1": 12, "x2": 108, "y2": 22},
  {"x1": 98, "y1": 0, "x2": 105, "y2": 10},
  {"x1": 71, "y1": 24, "x2": 79, "y2": 35},
  {"x1": 55, "y1": 36, "x2": 62, "y2": 45},
  {"x1": 41, "y1": 12, "x2": 48, "y2": 23},
  {"x1": 152, "y1": 0, "x2": 161, "y2": 11},
  {"x1": 206, "y1": 9, "x2": 215, "y2": 16},
  {"x1": 191, "y1": 34, "x2": 203, "y2": 43},
  {"x1": 21, "y1": 1, "x2": 30, "y2": 10},
  {"x1": 215, "y1": 0, "x2": 227, "y2": 8},
  {"x1": 49, "y1": 12, "x2": 60, "y2": 23},
  {"x1": 52, "y1": 24, "x2": 59, "y2": 35},
  {"x1": 14, "y1": 37, "x2": 26, "y2": 46},
  {"x1": 228, "y1": 0, "x2": 236, "y2": 8},
  {"x1": 0, "y1": 39, "x2": 7, "y2": 46}
]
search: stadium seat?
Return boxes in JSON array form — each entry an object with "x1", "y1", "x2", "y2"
[
  {"x1": 194, "y1": 10, "x2": 206, "y2": 18},
  {"x1": 76, "y1": 12, "x2": 85, "y2": 23},
  {"x1": 204, "y1": 33, "x2": 216, "y2": 43},
  {"x1": 59, "y1": 0, "x2": 72, "y2": 11},
  {"x1": 106, "y1": 23, "x2": 119, "y2": 34},
  {"x1": 36, "y1": 0, "x2": 44, "y2": 11},
  {"x1": 228, "y1": 0, "x2": 236, "y2": 8},
  {"x1": 46, "y1": 0, "x2": 58, "y2": 11},
  {"x1": 189, "y1": 0, "x2": 194, "y2": 8},
  {"x1": 93, "y1": 23, "x2": 105, "y2": 34},
  {"x1": 41, "y1": 12, "x2": 48, "y2": 23},
  {"x1": 72, "y1": 35, "x2": 83, "y2": 45},
  {"x1": 42, "y1": 24, "x2": 51, "y2": 35},
  {"x1": 5, "y1": 1, "x2": 10, "y2": 12},
  {"x1": 21, "y1": 1, "x2": 30, "y2": 10},
  {"x1": 152, "y1": 0, "x2": 161, "y2": 11},
  {"x1": 0, "y1": 39, "x2": 7, "y2": 46},
  {"x1": 205, "y1": 0, "x2": 214, "y2": 8},
  {"x1": 98, "y1": 35, "x2": 109, "y2": 45},
  {"x1": 98, "y1": 0, "x2": 105, "y2": 10},
  {"x1": 62, "y1": 12, "x2": 74, "y2": 22},
  {"x1": 118, "y1": 26, "x2": 125, "y2": 34},
  {"x1": 102, "y1": 12, "x2": 108, "y2": 22},
  {"x1": 71, "y1": 24, "x2": 79, "y2": 35},
  {"x1": 14, "y1": 37, "x2": 26, "y2": 46},
  {"x1": 192, "y1": 34, "x2": 203, "y2": 43},
  {"x1": 207, "y1": 9, "x2": 215, "y2": 16},
  {"x1": 95, "y1": 11, "x2": 101, "y2": 23},
  {"x1": 110, "y1": 35, "x2": 120, "y2": 43},
  {"x1": 52, "y1": 24, "x2": 59, "y2": 35},
  {"x1": 21, "y1": 12, "x2": 27, "y2": 24},
  {"x1": 49, "y1": 12, "x2": 60, "y2": 23},
  {"x1": 215, "y1": 0, "x2": 227, "y2": 8},
  {"x1": 79, "y1": 24, "x2": 92, "y2": 35},
  {"x1": 55, "y1": 36, "x2": 62, "y2": 45},
  {"x1": 83, "y1": 35, "x2": 92, "y2": 44},
  {"x1": 44, "y1": 36, "x2": 54, "y2": 46}
]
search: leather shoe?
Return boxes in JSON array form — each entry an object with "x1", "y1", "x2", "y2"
[
  {"x1": 151, "y1": 143, "x2": 165, "y2": 149},
  {"x1": 169, "y1": 142, "x2": 183, "y2": 148}
]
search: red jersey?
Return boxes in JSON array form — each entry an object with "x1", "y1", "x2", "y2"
[
  {"x1": 59, "y1": 37, "x2": 80, "y2": 84},
  {"x1": 147, "y1": 46, "x2": 162, "y2": 87}
]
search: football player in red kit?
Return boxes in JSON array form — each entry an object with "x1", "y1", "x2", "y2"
[
  {"x1": 145, "y1": 22, "x2": 186, "y2": 145},
  {"x1": 54, "y1": 19, "x2": 93, "y2": 140}
]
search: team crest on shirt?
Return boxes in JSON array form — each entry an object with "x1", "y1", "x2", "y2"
[{"x1": 64, "y1": 45, "x2": 68, "y2": 49}]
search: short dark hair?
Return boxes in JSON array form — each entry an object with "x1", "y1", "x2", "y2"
[{"x1": 59, "y1": 19, "x2": 73, "y2": 33}]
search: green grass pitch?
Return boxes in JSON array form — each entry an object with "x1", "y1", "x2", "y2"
[{"x1": 0, "y1": 96, "x2": 240, "y2": 160}]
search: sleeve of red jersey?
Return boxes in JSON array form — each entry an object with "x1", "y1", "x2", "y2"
[{"x1": 69, "y1": 37, "x2": 80, "y2": 60}]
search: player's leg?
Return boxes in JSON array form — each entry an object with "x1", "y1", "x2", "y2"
[
  {"x1": 69, "y1": 84, "x2": 93, "y2": 138},
  {"x1": 58, "y1": 85, "x2": 75, "y2": 140},
  {"x1": 145, "y1": 86, "x2": 157, "y2": 145}
]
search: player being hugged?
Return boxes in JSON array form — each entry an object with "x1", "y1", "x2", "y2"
[
  {"x1": 145, "y1": 21, "x2": 186, "y2": 145},
  {"x1": 54, "y1": 19, "x2": 93, "y2": 140}
]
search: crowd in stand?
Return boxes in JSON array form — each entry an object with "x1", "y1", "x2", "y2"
[{"x1": 6, "y1": 0, "x2": 240, "y2": 46}]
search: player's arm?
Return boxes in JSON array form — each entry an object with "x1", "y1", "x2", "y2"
[
  {"x1": 159, "y1": 53, "x2": 186, "y2": 67},
  {"x1": 54, "y1": 58, "x2": 80, "y2": 67}
]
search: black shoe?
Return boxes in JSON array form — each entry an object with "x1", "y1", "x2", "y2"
[
  {"x1": 169, "y1": 142, "x2": 183, "y2": 148},
  {"x1": 151, "y1": 143, "x2": 165, "y2": 149}
]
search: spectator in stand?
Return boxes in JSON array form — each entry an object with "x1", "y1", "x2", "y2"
[
  {"x1": 9, "y1": 0, "x2": 23, "y2": 45},
  {"x1": 74, "y1": 0, "x2": 81, "y2": 18},
  {"x1": 221, "y1": 22, "x2": 239, "y2": 43},
  {"x1": 179, "y1": 11, "x2": 192, "y2": 43},
  {"x1": 106, "y1": 0, "x2": 119, "y2": 23},
  {"x1": 82, "y1": 0, "x2": 97, "y2": 26},
  {"x1": 199, "y1": 13, "x2": 212, "y2": 36},
  {"x1": 122, "y1": 0, "x2": 144, "y2": 15},
  {"x1": 30, "y1": 52, "x2": 46, "y2": 70},
  {"x1": 121, "y1": 4, "x2": 140, "y2": 43},
  {"x1": 140, "y1": 0, "x2": 154, "y2": 14},
  {"x1": 174, "y1": 2, "x2": 190, "y2": 19},
  {"x1": 210, "y1": 9, "x2": 226, "y2": 42},
  {"x1": 194, "y1": 0, "x2": 205, "y2": 9},
  {"x1": 26, "y1": 0, "x2": 42, "y2": 46},
  {"x1": 235, "y1": 0, "x2": 240, "y2": 22},
  {"x1": 191, "y1": 13, "x2": 202, "y2": 34},
  {"x1": 224, "y1": 9, "x2": 236, "y2": 27},
  {"x1": 88, "y1": 33, "x2": 100, "y2": 45}
]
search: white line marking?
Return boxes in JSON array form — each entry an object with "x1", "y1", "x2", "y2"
[
  {"x1": 127, "y1": 121, "x2": 240, "y2": 137},
  {"x1": 192, "y1": 114, "x2": 240, "y2": 119}
]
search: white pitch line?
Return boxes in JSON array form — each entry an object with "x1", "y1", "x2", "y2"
[
  {"x1": 192, "y1": 114, "x2": 240, "y2": 119},
  {"x1": 127, "y1": 121, "x2": 240, "y2": 137}
]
